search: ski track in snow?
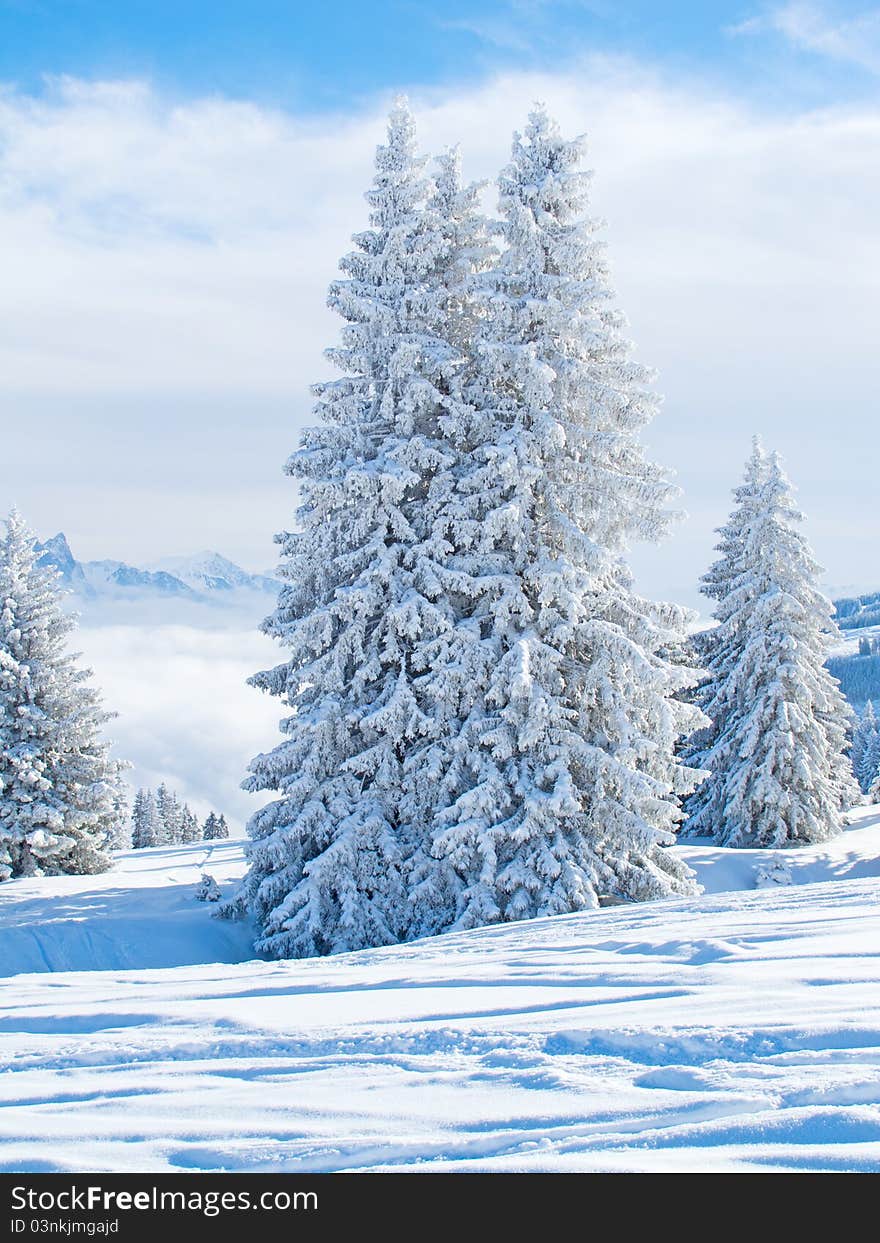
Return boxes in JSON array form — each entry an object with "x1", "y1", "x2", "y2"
[{"x1": 1, "y1": 811, "x2": 880, "y2": 1172}]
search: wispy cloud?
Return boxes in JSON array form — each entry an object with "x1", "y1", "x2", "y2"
[
  {"x1": 439, "y1": 0, "x2": 612, "y2": 55},
  {"x1": 78, "y1": 620, "x2": 279, "y2": 826},
  {"x1": 732, "y1": 4, "x2": 880, "y2": 73},
  {"x1": 1, "y1": 62, "x2": 878, "y2": 604}
]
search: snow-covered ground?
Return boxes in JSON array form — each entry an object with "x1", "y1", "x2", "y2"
[
  {"x1": 0, "y1": 839, "x2": 255, "y2": 977},
  {"x1": 2, "y1": 808, "x2": 880, "y2": 1172},
  {"x1": 828, "y1": 622, "x2": 880, "y2": 659}
]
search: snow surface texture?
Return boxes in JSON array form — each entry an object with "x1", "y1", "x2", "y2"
[{"x1": 2, "y1": 807, "x2": 880, "y2": 1172}]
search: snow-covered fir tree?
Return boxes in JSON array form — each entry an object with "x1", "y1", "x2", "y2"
[
  {"x1": 195, "y1": 872, "x2": 221, "y2": 902},
  {"x1": 202, "y1": 811, "x2": 230, "y2": 841},
  {"x1": 861, "y1": 729, "x2": 880, "y2": 802},
  {"x1": 852, "y1": 701, "x2": 879, "y2": 792},
  {"x1": 0, "y1": 509, "x2": 126, "y2": 879},
  {"x1": 408, "y1": 106, "x2": 706, "y2": 931},
  {"x1": 869, "y1": 757, "x2": 880, "y2": 804},
  {"x1": 399, "y1": 144, "x2": 497, "y2": 936},
  {"x1": 179, "y1": 805, "x2": 201, "y2": 843},
  {"x1": 107, "y1": 788, "x2": 131, "y2": 850},
  {"x1": 685, "y1": 438, "x2": 768, "y2": 832},
  {"x1": 224, "y1": 100, "x2": 485, "y2": 957},
  {"x1": 155, "y1": 782, "x2": 182, "y2": 844},
  {"x1": 685, "y1": 447, "x2": 857, "y2": 846},
  {"x1": 130, "y1": 788, "x2": 162, "y2": 849}
]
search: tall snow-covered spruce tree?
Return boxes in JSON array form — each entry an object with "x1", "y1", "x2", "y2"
[
  {"x1": 229, "y1": 103, "x2": 706, "y2": 957},
  {"x1": 685, "y1": 445, "x2": 856, "y2": 846},
  {"x1": 224, "y1": 100, "x2": 479, "y2": 957},
  {"x1": 409, "y1": 107, "x2": 706, "y2": 931},
  {"x1": 0, "y1": 509, "x2": 127, "y2": 880}
]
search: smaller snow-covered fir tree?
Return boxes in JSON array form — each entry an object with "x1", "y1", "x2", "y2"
[
  {"x1": 155, "y1": 782, "x2": 182, "y2": 844},
  {"x1": 852, "y1": 701, "x2": 879, "y2": 792},
  {"x1": 686, "y1": 438, "x2": 768, "y2": 826},
  {"x1": 753, "y1": 858, "x2": 793, "y2": 888},
  {"x1": 862, "y1": 730, "x2": 880, "y2": 802},
  {"x1": 685, "y1": 447, "x2": 857, "y2": 846},
  {"x1": 179, "y1": 805, "x2": 201, "y2": 843},
  {"x1": 108, "y1": 789, "x2": 131, "y2": 851},
  {"x1": 0, "y1": 509, "x2": 127, "y2": 879},
  {"x1": 869, "y1": 759, "x2": 880, "y2": 804},
  {"x1": 202, "y1": 811, "x2": 230, "y2": 840},
  {"x1": 195, "y1": 872, "x2": 221, "y2": 902},
  {"x1": 130, "y1": 788, "x2": 162, "y2": 849}
]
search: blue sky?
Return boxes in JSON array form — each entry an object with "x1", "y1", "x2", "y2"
[
  {"x1": 2, "y1": 1, "x2": 878, "y2": 108},
  {"x1": 0, "y1": 1, "x2": 878, "y2": 611}
]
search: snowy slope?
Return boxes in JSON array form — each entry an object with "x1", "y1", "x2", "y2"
[
  {"x1": 678, "y1": 807, "x2": 880, "y2": 893},
  {"x1": 0, "y1": 840, "x2": 255, "y2": 976},
  {"x1": 1, "y1": 810, "x2": 880, "y2": 1172},
  {"x1": 835, "y1": 589, "x2": 880, "y2": 633}
]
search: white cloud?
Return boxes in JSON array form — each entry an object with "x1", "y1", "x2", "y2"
[
  {"x1": 1, "y1": 63, "x2": 878, "y2": 606},
  {"x1": 732, "y1": 4, "x2": 880, "y2": 73},
  {"x1": 6, "y1": 62, "x2": 875, "y2": 811},
  {"x1": 76, "y1": 620, "x2": 280, "y2": 827}
]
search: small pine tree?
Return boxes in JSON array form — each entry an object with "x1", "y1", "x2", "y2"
[
  {"x1": 202, "y1": 811, "x2": 230, "y2": 841},
  {"x1": 869, "y1": 761, "x2": 880, "y2": 804},
  {"x1": 0, "y1": 509, "x2": 126, "y2": 879},
  {"x1": 155, "y1": 782, "x2": 182, "y2": 844},
  {"x1": 686, "y1": 438, "x2": 768, "y2": 825},
  {"x1": 195, "y1": 872, "x2": 221, "y2": 902},
  {"x1": 108, "y1": 788, "x2": 131, "y2": 850},
  {"x1": 179, "y1": 805, "x2": 201, "y2": 843},
  {"x1": 852, "y1": 701, "x2": 879, "y2": 792},
  {"x1": 685, "y1": 447, "x2": 857, "y2": 846},
  {"x1": 130, "y1": 788, "x2": 162, "y2": 849},
  {"x1": 862, "y1": 730, "x2": 880, "y2": 801}
]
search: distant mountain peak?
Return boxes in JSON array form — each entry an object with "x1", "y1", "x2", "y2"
[
  {"x1": 150, "y1": 551, "x2": 279, "y2": 595},
  {"x1": 35, "y1": 532, "x2": 94, "y2": 596},
  {"x1": 36, "y1": 532, "x2": 75, "y2": 571},
  {"x1": 33, "y1": 532, "x2": 280, "y2": 610}
]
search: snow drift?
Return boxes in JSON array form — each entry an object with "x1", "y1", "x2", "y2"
[{"x1": 1, "y1": 809, "x2": 880, "y2": 1172}]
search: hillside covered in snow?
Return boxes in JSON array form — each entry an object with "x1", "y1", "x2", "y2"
[
  {"x1": 2, "y1": 807, "x2": 880, "y2": 1172},
  {"x1": 835, "y1": 590, "x2": 880, "y2": 633}
]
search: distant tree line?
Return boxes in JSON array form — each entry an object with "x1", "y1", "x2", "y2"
[
  {"x1": 827, "y1": 653, "x2": 880, "y2": 710},
  {"x1": 130, "y1": 784, "x2": 229, "y2": 848},
  {"x1": 834, "y1": 591, "x2": 880, "y2": 631}
]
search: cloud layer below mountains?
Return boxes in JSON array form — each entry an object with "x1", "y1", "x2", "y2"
[{"x1": 78, "y1": 620, "x2": 280, "y2": 827}]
